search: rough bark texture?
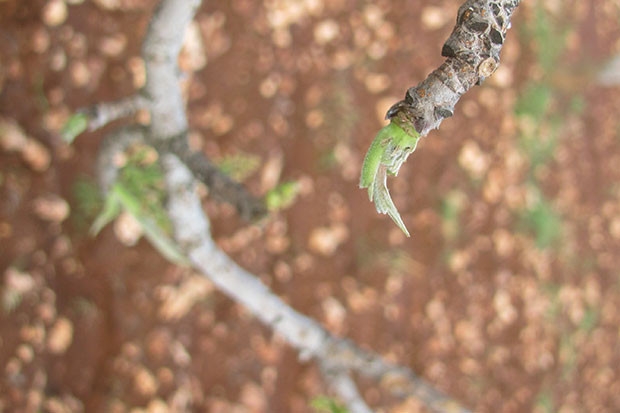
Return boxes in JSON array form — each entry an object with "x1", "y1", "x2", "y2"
[{"x1": 387, "y1": 0, "x2": 521, "y2": 136}]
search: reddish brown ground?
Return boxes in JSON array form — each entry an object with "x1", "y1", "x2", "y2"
[{"x1": 2, "y1": 0, "x2": 620, "y2": 412}]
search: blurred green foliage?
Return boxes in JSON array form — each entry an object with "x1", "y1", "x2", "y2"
[
  {"x1": 311, "y1": 396, "x2": 349, "y2": 413},
  {"x1": 215, "y1": 152, "x2": 261, "y2": 182},
  {"x1": 535, "y1": 389, "x2": 555, "y2": 413},
  {"x1": 519, "y1": 189, "x2": 562, "y2": 249},
  {"x1": 88, "y1": 145, "x2": 188, "y2": 265},
  {"x1": 71, "y1": 176, "x2": 104, "y2": 231},
  {"x1": 441, "y1": 190, "x2": 466, "y2": 243},
  {"x1": 512, "y1": 0, "x2": 577, "y2": 250},
  {"x1": 264, "y1": 180, "x2": 300, "y2": 211},
  {"x1": 61, "y1": 113, "x2": 89, "y2": 143}
]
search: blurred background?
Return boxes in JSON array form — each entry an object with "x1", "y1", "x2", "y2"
[{"x1": 1, "y1": 0, "x2": 620, "y2": 411}]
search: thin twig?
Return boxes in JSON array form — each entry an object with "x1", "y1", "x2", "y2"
[
  {"x1": 140, "y1": 0, "x2": 265, "y2": 219},
  {"x1": 84, "y1": 94, "x2": 149, "y2": 131},
  {"x1": 154, "y1": 135, "x2": 267, "y2": 221}
]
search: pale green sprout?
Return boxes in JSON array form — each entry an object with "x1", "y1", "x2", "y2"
[
  {"x1": 359, "y1": 120, "x2": 420, "y2": 237},
  {"x1": 90, "y1": 184, "x2": 189, "y2": 266},
  {"x1": 310, "y1": 396, "x2": 349, "y2": 413},
  {"x1": 90, "y1": 145, "x2": 189, "y2": 266},
  {"x1": 61, "y1": 113, "x2": 89, "y2": 143}
]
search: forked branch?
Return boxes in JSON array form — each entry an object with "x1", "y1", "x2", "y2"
[{"x1": 84, "y1": 0, "x2": 524, "y2": 411}]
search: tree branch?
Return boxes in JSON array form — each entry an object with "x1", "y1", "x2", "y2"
[
  {"x1": 84, "y1": 94, "x2": 149, "y2": 131},
  {"x1": 161, "y1": 153, "x2": 470, "y2": 413},
  {"x1": 153, "y1": 135, "x2": 267, "y2": 221},
  {"x1": 83, "y1": 0, "x2": 264, "y2": 220},
  {"x1": 141, "y1": 0, "x2": 200, "y2": 140},
  {"x1": 85, "y1": 0, "x2": 509, "y2": 410},
  {"x1": 387, "y1": 0, "x2": 521, "y2": 135},
  {"x1": 360, "y1": 0, "x2": 521, "y2": 234},
  {"x1": 95, "y1": 125, "x2": 146, "y2": 192}
]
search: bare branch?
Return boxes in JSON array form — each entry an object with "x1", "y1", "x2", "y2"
[
  {"x1": 162, "y1": 155, "x2": 329, "y2": 355},
  {"x1": 387, "y1": 0, "x2": 521, "y2": 136},
  {"x1": 142, "y1": 0, "x2": 200, "y2": 140},
  {"x1": 154, "y1": 135, "x2": 267, "y2": 221},
  {"x1": 84, "y1": 94, "x2": 149, "y2": 131},
  {"x1": 320, "y1": 338, "x2": 469, "y2": 413}
]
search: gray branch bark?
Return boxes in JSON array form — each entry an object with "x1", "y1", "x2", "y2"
[
  {"x1": 84, "y1": 94, "x2": 149, "y2": 131},
  {"x1": 387, "y1": 0, "x2": 521, "y2": 136},
  {"x1": 141, "y1": 0, "x2": 199, "y2": 140}
]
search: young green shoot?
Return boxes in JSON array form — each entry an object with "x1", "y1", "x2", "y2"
[
  {"x1": 359, "y1": 117, "x2": 420, "y2": 237},
  {"x1": 61, "y1": 113, "x2": 89, "y2": 143}
]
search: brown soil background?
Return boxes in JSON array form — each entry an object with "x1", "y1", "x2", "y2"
[{"x1": 1, "y1": 0, "x2": 620, "y2": 412}]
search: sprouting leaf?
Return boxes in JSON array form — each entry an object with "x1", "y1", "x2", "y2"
[
  {"x1": 112, "y1": 185, "x2": 188, "y2": 266},
  {"x1": 265, "y1": 180, "x2": 300, "y2": 211},
  {"x1": 89, "y1": 146, "x2": 189, "y2": 266},
  {"x1": 61, "y1": 113, "x2": 89, "y2": 143},
  {"x1": 359, "y1": 120, "x2": 420, "y2": 236},
  {"x1": 216, "y1": 152, "x2": 261, "y2": 182},
  {"x1": 90, "y1": 189, "x2": 122, "y2": 236}
]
